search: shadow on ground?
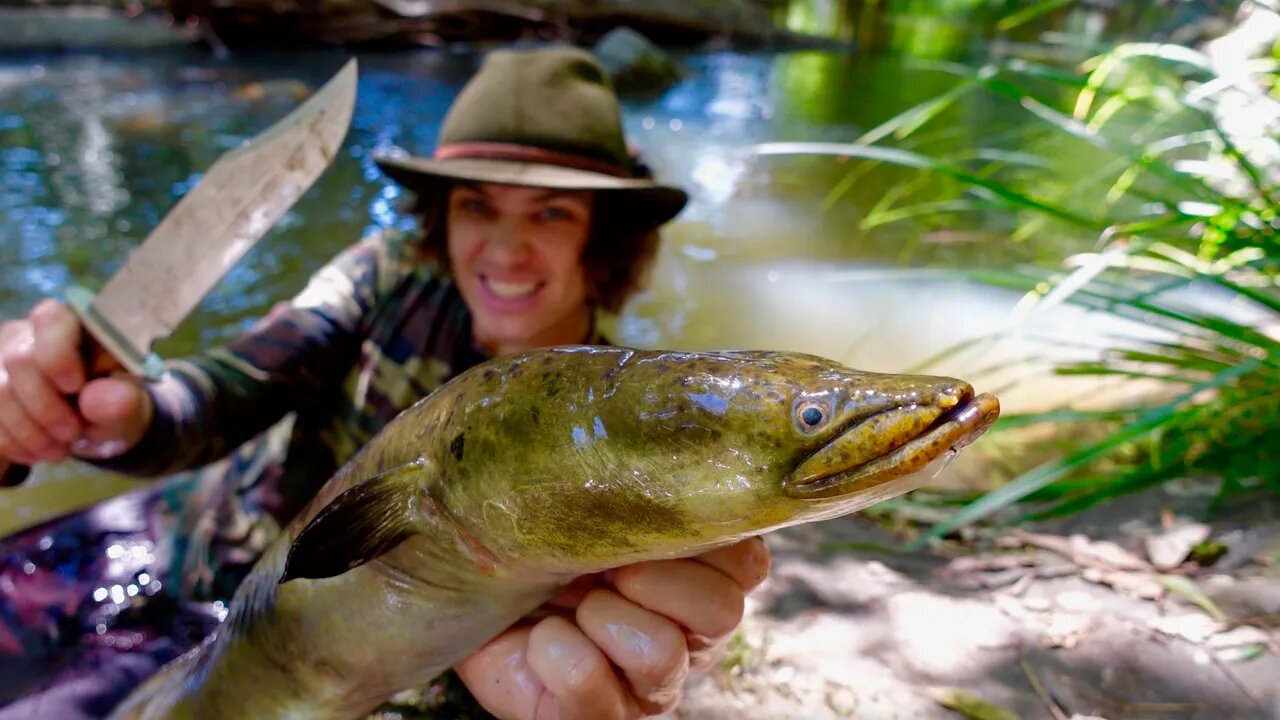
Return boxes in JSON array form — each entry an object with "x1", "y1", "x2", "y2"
[{"x1": 661, "y1": 484, "x2": 1280, "y2": 720}]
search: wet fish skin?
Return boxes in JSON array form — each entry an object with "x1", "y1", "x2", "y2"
[{"x1": 108, "y1": 346, "x2": 1000, "y2": 719}]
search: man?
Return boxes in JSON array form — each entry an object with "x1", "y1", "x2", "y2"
[{"x1": 0, "y1": 46, "x2": 769, "y2": 719}]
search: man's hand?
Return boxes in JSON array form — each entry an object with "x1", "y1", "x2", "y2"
[
  {"x1": 0, "y1": 299, "x2": 153, "y2": 465},
  {"x1": 456, "y1": 536, "x2": 770, "y2": 720}
]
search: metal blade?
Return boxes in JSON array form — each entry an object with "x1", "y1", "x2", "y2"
[{"x1": 88, "y1": 59, "x2": 358, "y2": 369}]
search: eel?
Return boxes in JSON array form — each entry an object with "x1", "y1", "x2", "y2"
[{"x1": 107, "y1": 346, "x2": 1000, "y2": 719}]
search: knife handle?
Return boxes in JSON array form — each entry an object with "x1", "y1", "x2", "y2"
[{"x1": 0, "y1": 291, "x2": 149, "y2": 489}]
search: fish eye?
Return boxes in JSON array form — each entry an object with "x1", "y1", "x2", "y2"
[{"x1": 794, "y1": 400, "x2": 828, "y2": 431}]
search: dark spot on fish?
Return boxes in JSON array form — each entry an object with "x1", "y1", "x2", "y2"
[
  {"x1": 450, "y1": 433, "x2": 465, "y2": 462},
  {"x1": 532, "y1": 484, "x2": 691, "y2": 557},
  {"x1": 484, "y1": 369, "x2": 499, "y2": 382}
]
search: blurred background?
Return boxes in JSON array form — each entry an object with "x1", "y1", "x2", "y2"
[{"x1": 1, "y1": 0, "x2": 1278, "y2": 549}]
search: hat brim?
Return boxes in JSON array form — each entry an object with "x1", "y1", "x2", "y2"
[{"x1": 374, "y1": 155, "x2": 689, "y2": 228}]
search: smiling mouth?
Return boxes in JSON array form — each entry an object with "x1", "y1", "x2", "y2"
[
  {"x1": 481, "y1": 275, "x2": 542, "y2": 301},
  {"x1": 785, "y1": 392, "x2": 1001, "y2": 500}
]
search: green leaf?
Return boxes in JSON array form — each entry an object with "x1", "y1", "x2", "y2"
[
  {"x1": 1221, "y1": 644, "x2": 1270, "y2": 663},
  {"x1": 1156, "y1": 574, "x2": 1226, "y2": 622},
  {"x1": 929, "y1": 688, "x2": 1021, "y2": 720}
]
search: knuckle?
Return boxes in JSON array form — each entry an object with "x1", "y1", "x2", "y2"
[
  {"x1": 31, "y1": 402, "x2": 69, "y2": 431},
  {"x1": 636, "y1": 623, "x2": 688, "y2": 686},
  {"x1": 560, "y1": 647, "x2": 608, "y2": 697},
  {"x1": 29, "y1": 299, "x2": 67, "y2": 325},
  {"x1": 5, "y1": 341, "x2": 37, "y2": 371}
]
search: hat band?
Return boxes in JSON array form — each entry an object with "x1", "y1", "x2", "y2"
[{"x1": 433, "y1": 142, "x2": 632, "y2": 179}]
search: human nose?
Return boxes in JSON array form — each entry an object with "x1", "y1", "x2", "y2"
[{"x1": 480, "y1": 219, "x2": 532, "y2": 264}]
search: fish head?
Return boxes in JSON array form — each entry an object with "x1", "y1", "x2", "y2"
[{"x1": 622, "y1": 349, "x2": 1000, "y2": 530}]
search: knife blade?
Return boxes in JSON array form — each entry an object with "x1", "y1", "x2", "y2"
[{"x1": 1, "y1": 58, "x2": 359, "y2": 487}]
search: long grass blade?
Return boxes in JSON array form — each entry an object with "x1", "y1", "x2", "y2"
[
  {"x1": 910, "y1": 358, "x2": 1263, "y2": 547},
  {"x1": 751, "y1": 142, "x2": 1103, "y2": 228},
  {"x1": 996, "y1": 0, "x2": 1078, "y2": 32},
  {"x1": 857, "y1": 80, "x2": 977, "y2": 146}
]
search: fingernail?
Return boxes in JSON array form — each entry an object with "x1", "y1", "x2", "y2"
[{"x1": 71, "y1": 438, "x2": 127, "y2": 459}]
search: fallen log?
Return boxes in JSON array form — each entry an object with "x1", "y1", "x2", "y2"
[{"x1": 162, "y1": 0, "x2": 843, "y2": 50}]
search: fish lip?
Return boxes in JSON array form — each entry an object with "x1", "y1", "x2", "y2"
[{"x1": 784, "y1": 392, "x2": 1001, "y2": 500}]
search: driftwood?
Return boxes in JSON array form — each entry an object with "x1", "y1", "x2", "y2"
[{"x1": 159, "y1": 0, "x2": 837, "y2": 50}]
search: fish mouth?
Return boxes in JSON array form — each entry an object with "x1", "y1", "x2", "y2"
[{"x1": 784, "y1": 391, "x2": 1001, "y2": 500}]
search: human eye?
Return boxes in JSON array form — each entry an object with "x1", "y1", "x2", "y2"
[
  {"x1": 454, "y1": 194, "x2": 491, "y2": 216},
  {"x1": 537, "y1": 205, "x2": 578, "y2": 223}
]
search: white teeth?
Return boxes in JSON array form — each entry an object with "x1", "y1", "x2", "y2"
[{"x1": 484, "y1": 277, "x2": 539, "y2": 299}]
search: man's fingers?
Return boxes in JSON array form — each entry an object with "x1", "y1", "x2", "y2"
[
  {"x1": 8, "y1": 357, "x2": 82, "y2": 444},
  {"x1": 576, "y1": 588, "x2": 688, "y2": 716},
  {"x1": 62, "y1": 379, "x2": 150, "y2": 459},
  {"x1": 691, "y1": 537, "x2": 771, "y2": 593},
  {"x1": 527, "y1": 614, "x2": 631, "y2": 720},
  {"x1": 28, "y1": 300, "x2": 85, "y2": 395},
  {"x1": 79, "y1": 378, "x2": 147, "y2": 427},
  {"x1": 612, "y1": 559, "x2": 745, "y2": 641},
  {"x1": 0, "y1": 422, "x2": 39, "y2": 465},
  {"x1": 455, "y1": 625, "x2": 546, "y2": 720},
  {"x1": 0, "y1": 377, "x2": 61, "y2": 461}
]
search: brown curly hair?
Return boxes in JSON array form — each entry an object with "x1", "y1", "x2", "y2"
[{"x1": 402, "y1": 184, "x2": 664, "y2": 314}]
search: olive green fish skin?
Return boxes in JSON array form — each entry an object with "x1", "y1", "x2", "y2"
[{"x1": 108, "y1": 346, "x2": 999, "y2": 720}]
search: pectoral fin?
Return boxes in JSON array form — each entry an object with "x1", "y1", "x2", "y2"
[{"x1": 281, "y1": 458, "x2": 434, "y2": 583}]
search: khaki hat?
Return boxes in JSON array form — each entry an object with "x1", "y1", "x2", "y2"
[{"x1": 374, "y1": 46, "x2": 689, "y2": 229}]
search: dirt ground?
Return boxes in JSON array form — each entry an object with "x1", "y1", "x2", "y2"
[{"x1": 655, "y1": 482, "x2": 1280, "y2": 720}]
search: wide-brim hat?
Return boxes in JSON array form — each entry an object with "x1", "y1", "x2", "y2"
[{"x1": 374, "y1": 46, "x2": 689, "y2": 229}]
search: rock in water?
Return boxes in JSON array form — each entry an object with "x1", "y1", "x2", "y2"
[{"x1": 593, "y1": 26, "x2": 682, "y2": 94}]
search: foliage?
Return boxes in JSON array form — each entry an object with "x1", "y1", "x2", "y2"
[{"x1": 785, "y1": 34, "x2": 1280, "y2": 540}]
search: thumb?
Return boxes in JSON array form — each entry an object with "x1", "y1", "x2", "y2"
[
  {"x1": 72, "y1": 378, "x2": 153, "y2": 458},
  {"x1": 79, "y1": 377, "x2": 148, "y2": 425}
]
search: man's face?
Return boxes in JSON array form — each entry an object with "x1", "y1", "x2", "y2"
[{"x1": 446, "y1": 182, "x2": 595, "y2": 352}]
